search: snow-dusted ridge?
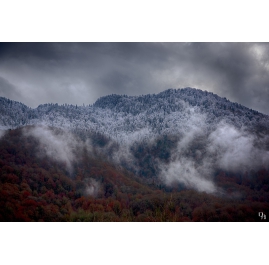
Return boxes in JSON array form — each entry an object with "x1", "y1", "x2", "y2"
[{"x1": 1, "y1": 88, "x2": 269, "y2": 142}]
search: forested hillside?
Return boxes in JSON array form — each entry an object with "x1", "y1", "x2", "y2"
[
  {"x1": 1, "y1": 88, "x2": 269, "y2": 221},
  {"x1": 0, "y1": 128, "x2": 269, "y2": 221}
]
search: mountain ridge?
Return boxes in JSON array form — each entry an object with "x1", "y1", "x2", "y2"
[{"x1": 1, "y1": 88, "x2": 269, "y2": 139}]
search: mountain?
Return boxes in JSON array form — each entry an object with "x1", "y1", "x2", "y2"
[
  {"x1": 1, "y1": 88, "x2": 269, "y2": 138},
  {"x1": 1, "y1": 88, "x2": 269, "y2": 221}
]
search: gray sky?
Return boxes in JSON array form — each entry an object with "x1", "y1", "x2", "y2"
[{"x1": 1, "y1": 42, "x2": 269, "y2": 114}]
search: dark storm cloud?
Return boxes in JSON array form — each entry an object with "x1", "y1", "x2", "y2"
[{"x1": 0, "y1": 42, "x2": 269, "y2": 114}]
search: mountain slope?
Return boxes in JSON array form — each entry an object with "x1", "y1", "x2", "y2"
[
  {"x1": 1, "y1": 126, "x2": 268, "y2": 221},
  {"x1": 1, "y1": 88, "x2": 269, "y2": 192}
]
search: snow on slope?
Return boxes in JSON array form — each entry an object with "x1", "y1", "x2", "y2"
[{"x1": 1, "y1": 88, "x2": 269, "y2": 143}]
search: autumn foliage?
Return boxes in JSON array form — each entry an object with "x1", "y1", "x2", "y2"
[{"x1": 0, "y1": 128, "x2": 269, "y2": 221}]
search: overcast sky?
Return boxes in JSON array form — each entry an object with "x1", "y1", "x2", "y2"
[{"x1": 0, "y1": 42, "x2": 269, "y2": 114}]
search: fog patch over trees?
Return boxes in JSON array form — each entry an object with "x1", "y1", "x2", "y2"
[
  {"x1": 23, "y1": 126, "x2": 84, "y2": 174},
  {"x1": 159, "y1": 119, "x2": 269, "y2": 194},
  {"x1": 0, "y1": 129, "x2": 6, "y2": 139}
]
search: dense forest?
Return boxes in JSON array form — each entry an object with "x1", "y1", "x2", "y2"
[
  {"x1": 1, "y1": 127, "x2": 268, "y2": 221},
  {"x1": 1, "y1": 88, "x2": 269, "y2": 221}
]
